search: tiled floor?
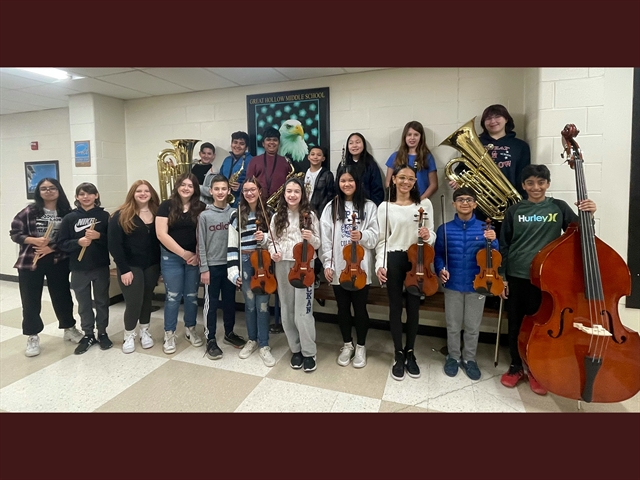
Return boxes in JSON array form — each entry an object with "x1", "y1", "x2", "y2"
[{"x1": 1, "y1": 279, "x2": 638, "y2": 413}]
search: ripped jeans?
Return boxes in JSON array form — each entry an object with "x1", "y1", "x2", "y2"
[
  {"x1": 160, "y1": 246, "x2": 200, "y2": 332},
  {"x1": 241, "y1": 254, "x2": 270, "y2": 347}
]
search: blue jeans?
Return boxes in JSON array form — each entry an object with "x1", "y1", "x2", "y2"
[
  {"x1": 203, "y1": 264, "x2": 236, "y2": 340},
  {"x1": 160, "y1": 247, "x2": 200, "y2": 332},
  {"x1": 241, "y1": 254, "x2": 270, "y2": 347}
]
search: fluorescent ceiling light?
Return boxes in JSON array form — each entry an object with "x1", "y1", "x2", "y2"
[{"x1": 15, "y1": 68, "x2": 83, "y2": 80}]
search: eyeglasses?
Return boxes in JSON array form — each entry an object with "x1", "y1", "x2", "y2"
[
  {"x1": 39, "y1": 187, "x2": 58, "y2": 192},
  {"x1": 455, "y1": 197, "x2": 475, "y2": 204},
  {"x1": 242, "y1": 188, "x2": 258, "y2": 194},
  {"x1": 396, "y1": 176, "x2": 416, "y2": 183}
]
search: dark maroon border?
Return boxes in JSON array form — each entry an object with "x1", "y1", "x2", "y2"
[{"x1": 1, "y1": 1, "x2": 639, "y2": 479}]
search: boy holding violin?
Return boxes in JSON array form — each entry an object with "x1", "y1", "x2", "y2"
[
  {"x1": 498, "y1": 164, "x2": 596, "y2": 394},
  {"x1": 434, "y1": 188, "x2": 498, "y2": 381}
]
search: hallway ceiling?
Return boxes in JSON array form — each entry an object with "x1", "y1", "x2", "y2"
[{"x1": 0, "y1": 67, "x2": 388, "y2": 115}]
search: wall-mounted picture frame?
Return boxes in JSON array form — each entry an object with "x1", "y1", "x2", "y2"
[
  {"x1": 246, "y1": 87, "x2": 330, "y2": 174},
  {"x1": 24, "y1": 160, "x2": 60, "y2": 200},
  {"x1": 74, "y1": 140, "x2": 91, "y2": 167}
]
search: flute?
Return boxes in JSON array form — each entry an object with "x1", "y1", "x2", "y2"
[
  {"x1": 32, "y1": 222, "x2": 53, "y2": 266},
  {"x1": 78, "y1": 219, "x2": 96, "y2": 261}
]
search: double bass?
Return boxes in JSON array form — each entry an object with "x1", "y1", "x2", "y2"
[
  {"x1": 249, "y1": 219, "x2": 277, "y2": 295},
  {"x1": 405, "y1": 207, "x2": 438, "y2": 298},
  {"x1": 518, "y1": 124, "x2": 640, "y2": 403},
  {"x1": 339, "y1": 212, "x2": 366, "y2": 291},
  {"x1": 473, "y1": 219, "x2": 504, "y2": 296},
  {"x1": 288, "y1": 212, "x2": 315, "y2": 289}
]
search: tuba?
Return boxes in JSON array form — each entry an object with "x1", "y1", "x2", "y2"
[
  {"x1": 266, "y1": 159, "x2": 305, "y2": 209},
  {"x1": 440, "y1": 118, "x2": 521, "y2": 221},
  {"x1": 157, "y1": 139, "x2": 200, "y2": 201}
]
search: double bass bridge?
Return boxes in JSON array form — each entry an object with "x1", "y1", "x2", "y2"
[{"x1": 572, "y1": 322, "x2": 612, "y2": 337}]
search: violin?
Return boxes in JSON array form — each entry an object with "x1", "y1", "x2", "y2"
[
  {"x1": 405, "y1": 207, "x2": 439, "y2": 298},
  {"x1": 250, "y1": 219, "x2": 277, "y2": 295},
  {"x1": 288, "y1": 212, "x2": 315, "y2": 289},
  {"x1": 473, "y1": 219, "x2": 504, "y2": 296},
  {"x1": 518, "y1": 124, "x2": 640, "y2": 403},
  {"x1": 339, "y1": 212, "x2": 366, "y2": 291}
]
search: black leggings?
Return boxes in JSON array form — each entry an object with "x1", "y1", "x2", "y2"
[
  {"x1": 117, "y1": 264, "x2": 160, "y2": 331},
  {"x1": 506, "y1": 275, "x2": 542, "y2": 367},
  {"x1": 386, "y1": 251, "x2": 421, "y2": 352},
  {"x1": 332, "y1": 284, "x2": 370, "y2": 346}
]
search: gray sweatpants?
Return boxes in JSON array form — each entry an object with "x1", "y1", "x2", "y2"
[
  {"x1": 70, "y1": 266, "x2": 110, "y2": 335},
  {"x1": 443, "y1": 288, "x2": 485, "y2": 362},
  {"x1": 275, "y1": 260, "x2": 316, "y2": 357}
]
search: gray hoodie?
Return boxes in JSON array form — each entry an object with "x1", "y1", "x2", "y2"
[{"x1": 198, "y1": 203, "x2": 233, "y2": 272}]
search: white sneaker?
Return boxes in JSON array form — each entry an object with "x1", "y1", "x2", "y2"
[
  {"x1": 63, "y1": 326, "x2": 84, "y2": 344},
  {"x1": 139, "y1": 325, "x2": 154, "y2": 349},
  {"x1": 239, "y1": 339, "x2": 258, "y2": 359},
  {"x1": 122, "y1": 330, "x2": 136, "y2": 354},
  {"x1": 259, "y1": 346, "x2": 276, "y2": 367},
  {"x1": 337, "y1": 342, "x2": 355, "y2": 366},
  {"x1": 353, "y1": 344, "x2": 367, "y2": 368},
  {"x1": 185, "y1": 326, "x2": 204, "y2": 347},
  {"x1": 163, "y1": 331, "x2": 176, "y2": 354},
  {"x1": 25, "y1": 335, "x2": 40, "y2": 357}
]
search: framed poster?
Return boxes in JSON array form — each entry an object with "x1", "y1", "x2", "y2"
[
  {"x1": 24, "y1": 160, "x2": 60, "y2": 200},
  {"x1": 246, "y1": 87, "x2": 330, "y2": 173},
  {"x1": 74, "y1": 140, "x2": 91, "y2": 167}
]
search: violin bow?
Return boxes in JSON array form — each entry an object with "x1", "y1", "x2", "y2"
[
  {"x1": 440, "y1": 194, "x2": 448, "y2": 287},
  {"x1": 237, "y1": 200, "x2": 242, "y2": 289},
  {"x1": 256, "y1": 182, "x2": 278, "y2": 255}
]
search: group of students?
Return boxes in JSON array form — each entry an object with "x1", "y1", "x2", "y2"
[{"x1": 10, "y1": 104, "x2": 597, "y2": 393}]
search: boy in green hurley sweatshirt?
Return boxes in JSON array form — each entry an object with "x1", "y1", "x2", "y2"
[{"x1": 498, "y1": 164, "x2": 596, "y2": 395}]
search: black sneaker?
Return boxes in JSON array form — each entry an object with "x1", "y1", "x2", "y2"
[
  {"x1": 290, "y1": 351, "x2": 304, "y2": 369},
  {"x1": 391, "y1": 350, "x2": 405, "y2": 381},
  {"x1": 223, "y1": 332, "x2": 246, "y2": 349},
  {"x1": 206, "y1": 338, "x2": 223, "y2": 360},
  {"x1": 98, "y1": 333, "x2": 113, "y2": 350},
  {"x1": 74, "y1": 335, "x2": 98, "y2": 355},
  {"x1": 303, "y1": 355, "x2": 317, "y2": 372},
  {"x1": 405, "y1": 349, "x2": 420, "y2": 378},
  {"x1": 270, "y1": 323, "x2": 284, "y2": 334}
]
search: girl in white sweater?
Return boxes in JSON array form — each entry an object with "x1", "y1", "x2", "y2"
[
  {"x1": 376, "y1": 165, "x2": 436, "y2": 381},
  {"x1": 320, "y1": 164, "x2": 379, "y2": 368},
  {"x1": 268, "y1": 177, "x2": 321, "y2": 372}
]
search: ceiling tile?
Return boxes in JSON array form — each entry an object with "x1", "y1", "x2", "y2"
[
  {"x1": 0, "y1": 68, "x2": 68, "y2": 84},
  {"x1": 275, "y1": 68, "x2": 347, "y2": 80},
  {"x1": 62, "y1": 67, "x2": 137, "y2": 77},
  {"x1": 0, "y1": 70, "x2": 50, "y2": 88},
  {"x1": 0, "y1": 90, "x2": 67, "y2": 108},
  {"x1": 207, "y1": 68, "x2": 289, "y2": 86},
  {"x1": 21, "y1": 84, "x2": 84, "y2": 100},
  {"x1": 1, "y1": 98, "x2": 47, "y2": 113},
  {"x1": 343, "y1": 67, "x2": 388, "y2": 73},
  {"x1": 143, "y1": 68, "x2": 237, "y2": 90},
  {"x1": 97, "y1": 71, "x2": 191, "y2": 96},
  {"x1": 57, "y1": 77, "x2": 151, "y2": 100}
]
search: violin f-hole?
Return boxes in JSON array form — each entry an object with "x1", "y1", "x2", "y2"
[{"x1": 547, "y1": 307, "x2": 572, "y2": 338}]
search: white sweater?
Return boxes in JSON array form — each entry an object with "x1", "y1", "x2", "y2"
[
  {"x1": 267, "y1": 209, "x2": 321, "y2": 261},
  {"x1": 375, "y1": 198, "x2": 436, "y2": 271},
  {"x1": 319, "y1": 200, "x2": 379, "y2": 286}
]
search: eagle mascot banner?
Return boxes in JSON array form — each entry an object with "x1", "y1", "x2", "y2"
[{"x1": 246, "y1": 87, "x2": 330, "y2": 174}]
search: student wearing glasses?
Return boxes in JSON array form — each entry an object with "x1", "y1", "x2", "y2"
[{"x1": 375, "y1": 165, "x2": 436, "y2": 381}]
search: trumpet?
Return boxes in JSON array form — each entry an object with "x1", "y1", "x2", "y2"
[
  {"x1": 266, "y1": 160, "x2": 305, "y2": 209},
  {"x1": 226, "y1": 158, "x2": 245, "y2": 204}
]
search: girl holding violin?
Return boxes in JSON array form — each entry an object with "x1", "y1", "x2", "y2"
[
  {"x1": 434, "y1": 188, "x2": 498, "y2": 380},
  {"x1": 375, "y1": 165, "x2": 436, "y2": 381},
  {"x1": 499, "y1": 164, "x2": 596, "y2": 395},
  {"x1": 268, "y1": 177, "x2": 321, "y2": 372},
  {"x1": 227, "y1": 177, "x2": 276, "y2": 367},
  {"x1": 320, "y1": 164, "x2": 379, "y2": 368}
]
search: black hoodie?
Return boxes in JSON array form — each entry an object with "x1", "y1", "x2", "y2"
[
  {"x1": 479, "y1": 131, "x2": 531, "y2": 198},
  {"x1": 58, "y1": 206, "x2": 110, "y2": 271}
]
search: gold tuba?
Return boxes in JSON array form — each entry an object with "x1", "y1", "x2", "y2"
[
  {"x1": 226, "y1": 157, "x2": 246, "y2": 204},
  {"x1": 266, "y1": 159, "x2": 305, "y2": 210},
  {"x1": 440, "y1": 118, "x2": 521, "y2": 221},
  {"x1": 157, "y1": 139, "x2": 200, "y2": 201}
]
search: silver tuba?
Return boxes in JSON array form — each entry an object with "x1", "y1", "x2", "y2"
[
  {"x1": 157, "y1": 139, "x2": 200, "y2": 201},
  {"x1": 440, "y1": 118, "x2": 521, "y2": 221}
]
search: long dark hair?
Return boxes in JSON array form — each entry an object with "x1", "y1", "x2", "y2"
[
  {"x1": 238, "y1": 177, "x2": 271, "y2": 233},
  {"x1": 273, "y1": 177, "x2": 314, "y2": 237},
  {"x1": 167, "y1": 173, "x2": 204, "y2": 226},
  {"x1": 394, "y1": 121, "x2": 432, "y2": 171},
  {"x1": 344, "y1": 132, "x2": 375, "y2": 178},
  {"x1": 30, "y1": 178, "x2": 72, "y2": 217},
  {"x1": 331, "y1": 164, "x2": 365, "y2": 222},
  {"x1": 389, "y1": 165, "x2": 421, "y2": 204}
]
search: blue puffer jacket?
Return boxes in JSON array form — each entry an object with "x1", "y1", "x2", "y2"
[{"x1": 434, "y1": 214, "x2": 499, "y2": 293}]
